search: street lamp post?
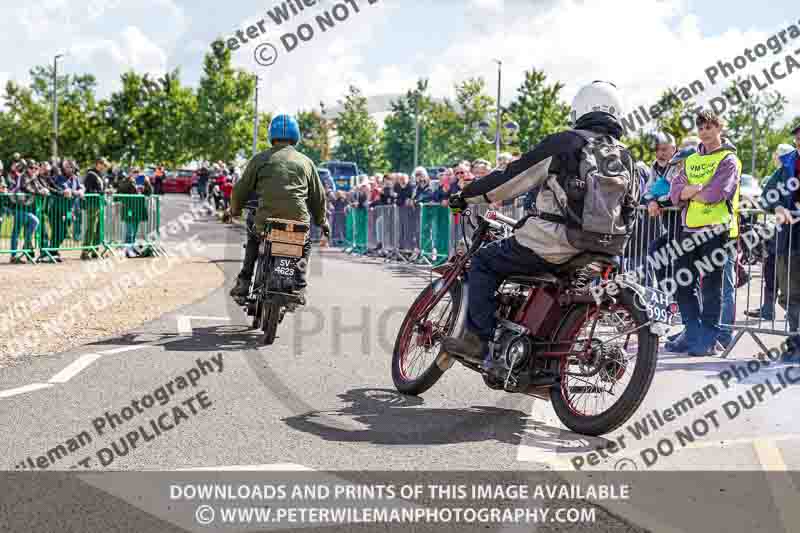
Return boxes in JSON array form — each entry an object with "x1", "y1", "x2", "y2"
[
  {"x1": 52, "y1": 53, "x2": 66, "y2": 162},
  {"x1": 494, "y1": 59, "x2": 502, "y2": 164},
  {"x1": 477, "y1": 117, "x2": 519, "y2": 160},
  {"x1": 252, "y1": 75, "x2": 260, "y2": 156},
  {"x1": 413, "y1": 94, "x2": 420, "y2": 170}
]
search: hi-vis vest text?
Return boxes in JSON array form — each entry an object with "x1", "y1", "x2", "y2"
[{"x1": 685, "y1": 150, "x2": 741, "y2": 237}]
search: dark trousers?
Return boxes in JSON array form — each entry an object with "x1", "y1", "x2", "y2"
[
  {"x1": 239, "y1": 234, "x2": 312, "y2": 290},
  {"x1": 776, "y1": 255, "x2": 800, "y2": 332},
  {"x1": 675, "y1": 230, "x2": 728, "y2": 350},
  {"x1": 762, "y1": 251, "x2": 776, "y2": 313},
  {"x1": 466, "y1": 237, "x2": 557, "y2": 341}
]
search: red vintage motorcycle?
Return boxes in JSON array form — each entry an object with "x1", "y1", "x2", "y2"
[{"x1": 391, "y1": 208, "x2": 673, "y2": 436}]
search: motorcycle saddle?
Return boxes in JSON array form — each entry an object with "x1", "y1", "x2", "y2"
[
  {"x1": 557, "y1": 253, "x2": 619, "y2": 274},
  {"x1": 506, "y1": 253, "x2": 619, "y2": 286}
]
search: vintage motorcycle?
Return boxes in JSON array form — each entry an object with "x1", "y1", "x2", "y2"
[
  {"x1": 236, "y1": 203, "x2": 308, "y2": 345},
  {"x1": 391, "y1": 208, "x2": 674, "y2": 436}
]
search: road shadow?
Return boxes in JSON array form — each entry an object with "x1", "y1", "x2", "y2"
[
  {"x1": 282, "y1": 387, "x2": 529, "y2": 446},
  {"x1": 87, "y1": 325, "x2": 261, "y2": 353}
]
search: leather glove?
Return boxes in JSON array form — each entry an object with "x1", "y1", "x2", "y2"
[
  {"x1": 321, "y1": 221, "x2": 331, "y2": 238},
  {"x1": 448, "y1": 192, "x2": 468, "y2": 212}
]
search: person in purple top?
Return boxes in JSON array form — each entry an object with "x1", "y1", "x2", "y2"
[{"x1": 667, "y1": 110, "x2": 741, "y2": 356}]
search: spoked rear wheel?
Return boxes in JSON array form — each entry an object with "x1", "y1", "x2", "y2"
[
  {"x1": 550, "y1": 288, "x2": 658, "y2": 436},
  {"x1": 392, "y1": 279, "x2": 462, "y2": 395},
  {"x1": 262, "y1": 299, "x2": 281, "y2": 345}
]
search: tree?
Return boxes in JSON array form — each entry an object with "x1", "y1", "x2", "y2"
[
  {"x1": 404, "y1": 78, "x2": 499, "y2": 165},
  {"x1": 104, "y1": 72, "x2": 149, "y2": 165},
  {"x1": 0, "y1": 81, "x2": 50, "y2": 163},
  {"x1": 723, "y1": 81, "x2": 787, "y2": 178},
  {"x1": 195, "y1": 39, "x2": 256, "y2": 163},
  {"x1": 21, "y1": 66, "x2": 110, "y2": 168},
  {"x1": 506, "y1": 69, "x2": 570, "y2": 152},
  {"x1": 332, "y1": 85, "x2": 385, "y2": 174},
  {"x1": 424, "y1": 98, "x2": 463, "y2": 165},
  {"x1": 136, "y1": 70, "x2": 197, "y2": 167},
  {"x1": 383, "y1": 79, "x2": 433, "y2": 172},
  {"x1": 452, "y1": 78, "x2": 497, "y2": 162},
  {"x1": 296, "y1": 108, "x2": 329, "y2": 164}
]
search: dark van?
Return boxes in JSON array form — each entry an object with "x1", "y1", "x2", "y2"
[{"x1": 320, "y1": 161, "x2": 360, "y2": 192}]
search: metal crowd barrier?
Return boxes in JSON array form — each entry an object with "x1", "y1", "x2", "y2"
[
  {"x1": 0, "y1": 193, "x2": 162, "y2": 262},
  {"x1": 628, "y1": 204, "x2": 800, "y2": 359},
  {"x1": 333, "y1": 199, "x2": 799, "y2": 359},
  {"x1": 104, "y1": 194, "x2": 161, "y2": 255}
]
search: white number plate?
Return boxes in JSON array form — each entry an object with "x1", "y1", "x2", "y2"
[
  {"x1": 273, "y1": 258, "x2": 296, "y2": 278},
  {"x1": 642, "y1": 287, "x2": 675, "y2": 324}
]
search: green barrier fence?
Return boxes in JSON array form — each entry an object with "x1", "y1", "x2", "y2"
[
  {"x1": 352, "y1": 207, "x2": 369, "y2": 255},
  {"x1": 39, "y1": 193, "x2": 106, "y2": 262},
  {"x1": 0, "y1": 193, "x2": 162, "y2": 262},
  {"x1": 344, "y1": 208, "x2": 355, "y2": 252},
  {"x1": 419, "y1": 204, "x2": 451, "y2": 265},
  {"x1": 0, "y1": 194, "x2": 43, "y2": 263},
  {"x1": 104, "y1": 194, "x2": 161, "y2": 256}
]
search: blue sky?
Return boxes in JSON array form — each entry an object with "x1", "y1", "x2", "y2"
[{"x1": 3, "y1": 0, "x2": 800, "y2": 126}]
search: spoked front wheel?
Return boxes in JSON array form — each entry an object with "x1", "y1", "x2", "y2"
[
  {"x1": 391, "y1": 279, "x2": 462, "y2": 395},
  {"x1": 550, "y1": 288, "x2": 658, "y2": 436}
]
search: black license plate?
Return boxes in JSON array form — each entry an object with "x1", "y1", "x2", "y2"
[{"x1": 272, "y1": 257, "x2": 298, "y2": 278}]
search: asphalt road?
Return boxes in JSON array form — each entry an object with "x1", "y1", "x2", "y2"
[{"x1": 2, "y1": 194, "x2": 798, "y2": 533}]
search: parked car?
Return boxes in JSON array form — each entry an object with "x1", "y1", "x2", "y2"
[
  {"x1": 740, "y1": 173, "x2": 763, "y2": 206},
  {"x1": 162, "y1": 169, "x2": 195, "y2": 194},
  {"x1": 320, "y1": 161, "x2": 359, "y2": 192}
]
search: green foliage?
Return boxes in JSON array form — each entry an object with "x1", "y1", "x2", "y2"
[
  {"x1": 506, "y1": 69, "x2": 570, "y2": 152},
  {"x1": 296, "y1": 109, "x2": 329, "y2": 164},
  {"x1": 452, "y1": 78, "x2": 497, "y2": 162},
  {"x1": 332, "y1": 85, "x2": 385, "y2": 174},
  {"x1": 195, "y1": 40, "x2": 256, "y2": 163},
  {"x1": 723, "y1": 82, "x2": 787, "y2": 178},
  {"x1": 4, "y1": 57, "x2": 800, "y2": 181},
  {"x1": 383, "y1": 80, "x2": 431, "y2": 172}
]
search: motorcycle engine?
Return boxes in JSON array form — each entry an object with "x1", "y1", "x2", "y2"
[{"x1": 487, "y1": 327, "x2": 534, "y2": 390}]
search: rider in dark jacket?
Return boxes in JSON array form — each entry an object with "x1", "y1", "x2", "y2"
[{"x1": 443, "y1": 81, "x2": 637, "y2": 376}]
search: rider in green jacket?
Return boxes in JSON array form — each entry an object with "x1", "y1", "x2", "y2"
[{"x1": 229, "y1": 114, "x2": 329, "y2": 302}]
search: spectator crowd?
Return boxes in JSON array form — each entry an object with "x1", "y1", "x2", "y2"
[{"x1": 0, "y1": 153, "x2": 162, "y2": 262}]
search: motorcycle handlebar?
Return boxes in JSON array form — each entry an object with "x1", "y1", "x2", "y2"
[{"x1": 488, "y1": 210, "x2": 518, "y2": 227}]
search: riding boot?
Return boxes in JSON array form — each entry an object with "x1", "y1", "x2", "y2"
[
  {"x1": 443, "y1": 330, "x2": 486, "y2": 361},
  {"x1": 230, "y1": 277, "x2": 250, "y2": 298}
]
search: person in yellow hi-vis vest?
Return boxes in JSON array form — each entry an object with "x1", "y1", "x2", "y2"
[{"x1": 668, "y1": 111, "x2": 742, "y2": 356}]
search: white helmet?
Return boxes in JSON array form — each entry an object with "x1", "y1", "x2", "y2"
[{"x1": 570, "y1": 81, "x2": 623, "y2": 124}]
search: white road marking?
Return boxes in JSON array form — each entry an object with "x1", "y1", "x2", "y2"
[
  {"x1": 177, "y1": 315, "x2": 231, "y2": 335},
  {"x1": 179, "y1": 463, "x2": 314, "y2": 471},
  {"x1": 1, "y1": 314, "x2": 228, "y2": 400},
  {"x1": 0, "y1": 383, "x2": 54, "y2": 398},
  {"x1": 1, "y1": 345, "x2": 153, "y2": 400},
  {"x1": 754, "y1": 439, "x2": 789, "y2": 472},
  {"x1": 97, "y1": 344, "x2": 151, "y2": 355},
  {"x1": 48, "y1": 353, "x2": 103, "y2": 383}
]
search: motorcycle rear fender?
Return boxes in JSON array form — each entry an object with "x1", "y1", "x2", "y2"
[
  {"x1": 435, "y1": 276, "x2": 469, "y2": 371},
  {"x1": 591, "y1": 275, "x2": 672, "y2": 337}
]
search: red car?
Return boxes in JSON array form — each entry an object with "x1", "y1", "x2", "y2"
[{"x1": 162, "y1": 169, "x2": 195, "y2": 194}]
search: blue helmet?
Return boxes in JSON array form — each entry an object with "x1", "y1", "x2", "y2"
[{"x1": 269, "y1": 114, "x2": 301, "y2": 145}]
